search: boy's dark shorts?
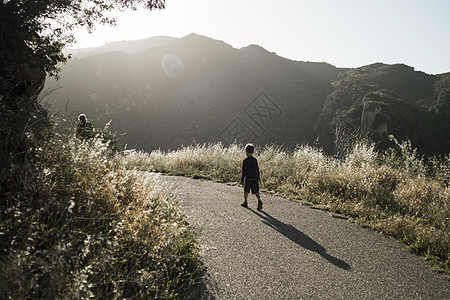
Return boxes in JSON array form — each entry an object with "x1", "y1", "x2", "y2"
[{"x1": 244, "y1": 178, "x2": 260, "y2": 194}]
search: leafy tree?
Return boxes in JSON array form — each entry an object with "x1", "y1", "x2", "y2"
[{"x1": 0, "y1": 0, "x2": 165, "y2": 76}]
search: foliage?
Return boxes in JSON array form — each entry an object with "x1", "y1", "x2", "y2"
[
  {"x1": 431, "y1": 73, "x2": 450, "y2": 115},
  {"x1": 0, "y1": 133, "x2": 201, "y2": 299},
  {"x1": 334, "y1": 127, "x2": 371, "y2": 158},
  {"x1": 119, "y1": 140, "x2": 450, "y2": 274},
  {"x1": 320, "y1": 63, "x2": 450, "y2": 155},
  {"x1": 0, "y1": 0, "x2": 165, "y2": 76},
  {"x1": 0, "y1": 2, "x2": 207, "y2": 297},
  {"x1": 117, "y1": 143, "x2": 243, "y2": 182}
]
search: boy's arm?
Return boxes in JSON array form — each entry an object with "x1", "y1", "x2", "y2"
[
  {"x1": 257, "y1": 160, "x2": 260, "y2": 180},
  {"x1": 241, "y1": 160, "x2": 246, "y2": 184}
]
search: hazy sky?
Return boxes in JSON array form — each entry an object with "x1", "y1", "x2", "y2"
[{"x1": 73, "y1": 0, "x2": 450, "y2": 74}]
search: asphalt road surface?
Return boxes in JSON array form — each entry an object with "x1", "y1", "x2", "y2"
[{"x1": 148, "y1": 173, "x2": 449, "y2": 300}]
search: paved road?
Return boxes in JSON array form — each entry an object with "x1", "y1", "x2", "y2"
[{"x1": 149, "y1": 173, "x2": 449, "y2": 300}]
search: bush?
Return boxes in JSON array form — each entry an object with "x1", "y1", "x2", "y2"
[{"x1": 0, "y1": 134, "x2": 200, "y2": 299}]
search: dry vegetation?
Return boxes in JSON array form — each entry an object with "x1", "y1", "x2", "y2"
[
  {"x1": 118, "y1": 137, "x2": 449, "y2": 274},
  {"x1": 0, "y1": 135, "x2": 201, "y2": 299}
]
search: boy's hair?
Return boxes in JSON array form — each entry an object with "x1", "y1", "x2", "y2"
[{"x1": 245, "y1": 143, "x2": 255, "y2": 154}]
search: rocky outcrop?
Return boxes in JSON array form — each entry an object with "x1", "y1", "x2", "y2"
[
  {"x1": 361, "y1": 98, "x2": 388, "y2": 138},
  {"x1": 318, "y1": 90, "x2": 390, "y2": 155}
]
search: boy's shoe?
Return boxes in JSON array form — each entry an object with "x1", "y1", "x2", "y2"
[
  {"x1": 241, "y1": 202, "x2": 248, "y2": 208},
  {"x1": 257, "y1": 200, "x2": 263, "y2": 211}
]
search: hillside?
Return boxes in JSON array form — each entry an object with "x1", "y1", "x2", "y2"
[
  {"x1": 45, "y1": 33, "x2": 450, "y2": 155},
  {"x1": 317, "y1": 64, "x2": 450, "y2": 154}
]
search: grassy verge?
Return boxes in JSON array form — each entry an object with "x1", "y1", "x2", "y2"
[
  {"x1": 0, "y1": 135, "x2": 201, "y2": 299},
  {"x1": 118, "y1": 140, "x2": 449, "y2": 275}
]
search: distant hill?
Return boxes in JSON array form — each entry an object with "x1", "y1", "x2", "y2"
[
  {"x1": 64, "y1": 36, "x2": 177, "y2": 58},
  {"x1": 46, "y1": 33, "x2": 450, "y2": 155}
]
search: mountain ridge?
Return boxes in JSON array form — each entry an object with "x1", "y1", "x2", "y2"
[
  {"x1": 65, "y1": 35, "x2": 177, "y2": 58},
  {"x1": 47, "y1": 33, "x2": 450, "y2": 155}
]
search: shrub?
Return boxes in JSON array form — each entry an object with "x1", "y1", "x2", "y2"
[{"x1": 0, "y1": 134, "x2": 200, "y2": 299}]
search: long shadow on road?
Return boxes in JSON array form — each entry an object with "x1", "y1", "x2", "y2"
[{"x1": 249, "y1": 209, "x2": 351, "y2": 271}]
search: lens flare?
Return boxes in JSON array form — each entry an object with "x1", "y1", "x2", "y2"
[{"x1": 162, "y1": 54, "x2": 184, "y2": 79}]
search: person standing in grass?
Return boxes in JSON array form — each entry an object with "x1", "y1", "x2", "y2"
[
  {"x1": 240, "y1": 143, "x2": 263, "y2": 211},
  {"x1": 76, "y1": 113, "x2": 94, "y2": 139}
]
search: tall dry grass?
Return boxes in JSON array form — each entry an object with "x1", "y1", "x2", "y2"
[
  {"x1": 119, "y1": 139, "x2": 449, "y2": 274},
  {"x1": 0, "y1": 134, "x2": 201, "y2": 299}
]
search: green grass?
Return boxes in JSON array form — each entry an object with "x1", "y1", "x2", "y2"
[
  {"x1": 0, "y1": 135, "x2": 201, "y2": 299},
  {"x1": 118, "y1": 140, "x2": 449, "y2": 275}
]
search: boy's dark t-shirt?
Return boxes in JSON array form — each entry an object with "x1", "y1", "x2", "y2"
[{"x1": 241, "y1": 156, "x2": 260, "y2": 182}]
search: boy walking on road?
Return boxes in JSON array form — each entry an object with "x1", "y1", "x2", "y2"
[{"x1": 240, "y1": 143, "x2": 263, "y2": 211}]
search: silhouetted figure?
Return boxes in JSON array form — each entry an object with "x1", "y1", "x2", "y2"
[
  {"x1": 76, "y1": 114, "x2": 94, "y2": 139},
  {"x1": 240, "y1": 143, "x2": 263, "y2": 210}
]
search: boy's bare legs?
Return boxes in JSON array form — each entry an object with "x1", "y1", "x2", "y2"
[
  {"x1": 241, "y1": 191, "x2": 249, "y2": 208},
  {"x1": 255, "y1": 193, "x2": 263, "y2": 211}
]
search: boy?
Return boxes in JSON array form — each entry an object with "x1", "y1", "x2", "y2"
[{"x1": 240, "y1": 143, "x2": 263, "y2": 211}]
